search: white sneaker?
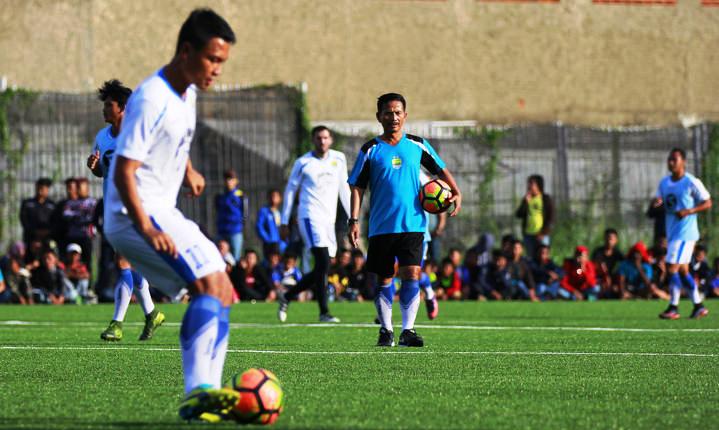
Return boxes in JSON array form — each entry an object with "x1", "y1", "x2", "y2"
[{"x1": 319, "y1": 314, "x2": 340, "y2": 323}]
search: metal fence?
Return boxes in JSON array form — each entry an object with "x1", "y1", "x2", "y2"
[{"x1": 1, "y1": 87, "x2": 713, "y2": 258}]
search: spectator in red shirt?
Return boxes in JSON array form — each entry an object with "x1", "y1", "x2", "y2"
[
  {"x1": 561, "y1": 246, "x2": 600, "y2": 301},
  {"x1": 436, "y1": 257, "x2": 462, "y2": 300}
]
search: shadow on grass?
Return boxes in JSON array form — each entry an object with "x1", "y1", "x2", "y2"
[{"x1": 0, "y1": 417, "x2": 239, "y2": 430}]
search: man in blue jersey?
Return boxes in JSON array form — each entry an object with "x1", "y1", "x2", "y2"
[
  {"x1": 103, "y1": 10, "x2": 239, "y2": 421},
  {"x1": 653, "y1": 148, "x2": 712, "y2": 320},
  {"x1": 88, "y1": 79, "x2": 165, "y2": 342},
  {"x1": 348, "y1": 93, "x2": 462, "y2": 347}
]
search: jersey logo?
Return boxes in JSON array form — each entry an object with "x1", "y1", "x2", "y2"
[
  {"x1": 331, "y1": 160, "x2": 338, "y2": 167},
  {"x1": 666, "y1": 194, "x2": 677, "y2": 210},
  {"x1": 391, "y1": 156, "x2": 402, "y2": 170}
]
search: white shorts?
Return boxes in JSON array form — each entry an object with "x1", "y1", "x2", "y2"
[
  {"x1": 105, "y1": 208, "x2": 226, "y2": 297},
  {"x1": 666, "y1": 240, "x2": 695, "y2": 265},
  {"x1": 297, "y1": 217, "x2": 337, "y2": 257}
]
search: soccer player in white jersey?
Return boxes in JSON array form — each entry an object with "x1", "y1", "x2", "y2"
[
  {"x1": 87, "y1": 79, "x2": 165, "y2": 342},
  {"x1": 102, "y1": 9, "x2": 239, "y2": 421},
  {"x1": 277, "y1": 125, "x2": 351, "y2": 323},
  {"x1": 653, "y1": 148, "x2": 712, "y2": 320}
]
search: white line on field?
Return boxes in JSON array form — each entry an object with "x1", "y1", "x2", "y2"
[
  {"x1": 0, "y1": 320, "x2": 718, "y2": 333},
  {"x1": 0, "y1": 345, "x2": 716, "y2": 358}
]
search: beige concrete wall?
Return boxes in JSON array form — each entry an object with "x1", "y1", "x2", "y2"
[{"x1": 1, "y1": 0, "x2": 718, "y2": 125}]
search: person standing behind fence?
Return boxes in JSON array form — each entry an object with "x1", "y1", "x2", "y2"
[
  {"x1": 215, "y1": 169, "x2": 247, "y2": 263},
  {"x1": 51, "y1": 177, "x2": 79, "y2": 254},
  {"x1": 515, "y1": 174, "x2": 554, "y2": 259},
  {"x1": 255, "y1": 189, "x2": 286, "y2": 260},
  {"x1": 20, "y1": 178, "x2": 56, "y2": 250}
]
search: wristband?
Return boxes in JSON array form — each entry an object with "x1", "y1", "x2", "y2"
[{"x1": 348, "y1": 218, "x2": 359, "y2": 225}]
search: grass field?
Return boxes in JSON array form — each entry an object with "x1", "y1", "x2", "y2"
[{"x1": 0, "y1": 300, "x2": 717, "y2": 430}]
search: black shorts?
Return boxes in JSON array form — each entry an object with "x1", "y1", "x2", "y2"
[{"x1": 366, "y1": 233, "x2": 424, "y2": 278}]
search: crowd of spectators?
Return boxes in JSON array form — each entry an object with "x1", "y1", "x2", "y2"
[{"x1": 3, "y1": 174, "x2": 719, "y2": 305}]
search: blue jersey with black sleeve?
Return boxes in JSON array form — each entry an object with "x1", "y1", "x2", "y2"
[{"x1": 348, "y1": 134, "x2": 446, "y2": 237}]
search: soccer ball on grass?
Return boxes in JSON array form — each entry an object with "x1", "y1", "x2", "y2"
[{"x1": 227, "y1": 368, "x2": 285, "y2": 425}]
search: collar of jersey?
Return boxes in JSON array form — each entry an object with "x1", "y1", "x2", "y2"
[
  {"x1": 157, "y1": 68, "x2": 189, "y2": 101},
  {"x1": 375, "y1": 133, "x2": 406, "y2": 146}
]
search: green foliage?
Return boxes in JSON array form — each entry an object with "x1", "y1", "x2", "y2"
[
  {"x1": 0, "y1": 88, "x2": 37, "y2": 244},
  {"x1": 700, "y1": 123, "x2": 719, "y2": 252}
]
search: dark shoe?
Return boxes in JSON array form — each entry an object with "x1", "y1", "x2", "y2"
[
  {"x1": 659, "y1": 306, "x2": 680, "y2": 320},
  {"x1": 139, "y1": 309, "x2": 165, "y2": 341},
  {"x1": 376, "y1": 327, "x2": 395, "y2": 347},
  {"x1": 398, "y1": 329, "x2": 424, "y2": 347},
  {"x1": 425, "y1": 297, "x2": 439, "y2": 320},
  {"x1": 689, "y1": 305, "x2": 709, "y2": 320},
  {"x1": 319, "y1": 314, "x2": 340, "y2": 323}
]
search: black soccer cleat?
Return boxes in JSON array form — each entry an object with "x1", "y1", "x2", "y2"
[
  {"x1": 689, "y1": 305, "x2": 709, "y2": 320},
  {"x1": 376, "y1": 327, "x2": 395, "y2": 347},
  {"x1": 398, "y1": 329, "x2": 424, "y2": 347}
]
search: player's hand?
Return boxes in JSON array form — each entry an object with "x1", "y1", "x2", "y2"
[
  {"x1": 87, "y1": 150, "x2": 100, "y2": 171},
  {"x1": 184, "y1": 167, "x2": 205, "y2": 197},
  {"x1": 676, "y1": 208, "x2": 691, "y2": 219},
  {"x1": 348, "y1": 223, "x2": 360, "y2": 248},
  {"x1": 142, "y1": 226, "x2": 178, "y2": 258},
  {"x1": 279, "y1": 225, "x2": 290, "y2": 241},
  {"x1": 448, "y1": 191, "x2": 462, "y2": 217},
  {"x1": 651, "y1": 197, "x2": 663, "y2": 208}
]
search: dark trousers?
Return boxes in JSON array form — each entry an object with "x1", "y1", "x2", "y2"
[{"x1": 286, "y1": 247, "x2": 330, "y2": 315}]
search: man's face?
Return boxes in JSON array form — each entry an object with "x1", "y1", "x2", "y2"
[
  {"x1": 312, "y1": 129, "x2": 333, "y2": 155},
  {"x1": 339, "y1": 251, "x2": 351, "y2": 267},
  {"x1": 539, "y1": 247, "x2": 550, "y2": 262},
  {"x1": 376, "y1": 100, "x2": 407, "y2": 134},
  {"x1": 224, "y1": 177, "x2": 238, "y2": 191},
  {"x1": 270, "y1": 191, "x2": 281, "y2": 207},
  {"x1": 43, "y1": 252, "x2": 57, "y2": 269},
  {"x1": 245, "y1": 252, "x2": 257, "y2": 267},
  {"x1": 667, "y1": 151, "x2": 684, "y2": 175},
  {"x1": 512, "y1": 243, "x2": 523, "y2": 259},
  {"x1": 102, "y1": 99, "x2": 123, "y2": 124},
  {"x1": 36, "y1": 185, "x2": 50, "y2": 200},
  {"x1": 180, "y1": 37, "x2": 231, "y2": 91},
  {"x1": 527, "y1": 180, "x2": 540, "y2": 196},
  {"x1": 77, "y1": 181, "x2": 89, "y2": 199},
  {"x1": 66, "y1": 181, "x2": 78, "y2": 199},
  {"x1": 605, "y1": 233, "x2": 618, "y2": 248}
]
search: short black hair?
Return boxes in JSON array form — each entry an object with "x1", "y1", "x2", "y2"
[
  {"x1": 311, "y1": 125, "x2": 331, "y2": 138},
  {"x1": 282, "y1": 252, "x2": 297, "y2": 260},
  {"x1": 64, "y1": 177, "x2": 77, "y2": 186},
  {"x1": 501, "y1": 234, "x2": 516, "y2": 244},
  {"x1": 604, "y1": 228, "x2": 618, "y2": 237},
  {"x1": 377, "y1": 93, "x2": 406, "y2": 113},
  {"x1": 98, "y1": 79, "x2": 132, "y2": 109},
  {"x1": 528, "y1": 174, "x2": 545, "y2": 194},
  {"x1": 491, "y1": 249, "x2": 505, "y2": 259},
  {"x1": 176, "y1": 8, "x2": 236, "y2": 54},
  {"x1": 244, "y1": 248, "x2": 258, "y2": 257},
  {"x1": 695, "y1": 244, "x2": 707, "y2": 254},
  {"x1": 35, "y1": 177, "x2": 52, "y2": 188},
  {"x1": 351, "y1": 249, "x2": 365, "y2": 259},
  {"x1": 669, "y1": 147, "x2": 686, "y2": 160}
]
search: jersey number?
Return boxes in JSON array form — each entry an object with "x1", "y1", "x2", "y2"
[{"x1": 185, "y1": 245, "x2": 210, "y2": 270}]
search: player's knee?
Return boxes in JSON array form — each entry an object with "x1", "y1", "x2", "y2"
[{"x1": 399, "y1": 265, "x2": 421, "y2": 280}]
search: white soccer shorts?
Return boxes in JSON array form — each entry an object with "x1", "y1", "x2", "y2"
[
  {"x1": 297, "y1": 217, "x2": 337, "y2": 257},
  {"x1": 666, "y1": 239, "x2": 695, "y2": 265},
  {"x1": 106, "y1": 208, "x2": 226, "y2": 297}
]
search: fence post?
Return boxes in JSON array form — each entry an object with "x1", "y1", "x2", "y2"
[
  {"x1": 610, "y1": 131, "x2": 621, "y2": 222},
  {"x1": 555, "y1": 122, "x2": 570, "y2": 205}
]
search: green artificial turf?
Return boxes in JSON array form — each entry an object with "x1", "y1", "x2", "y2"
[{"x1": 0, "y1": 300, "x2": 717, "y2": 429}]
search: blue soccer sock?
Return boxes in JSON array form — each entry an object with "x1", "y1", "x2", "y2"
[
  {"x1": 400, "y1": 279, "x2": 420, "y2": 331},
  {"x1": 209, "y1": 306, "x2": 230, "y2": 388},
  {"x1": 683, "y1": 274, "x2": 702, "y2": 305},
  {"x1": 669, "y1": 273, "x2": 681, "y2": 307},
  {"x1": 112, "y1": 269, "x2": 134, "y2": 322},
  {"x1": 419, "y1": 273, "x2": 435, "y2": 301},
  {"x1": 180, "y1": 295, "x2": 221, "y2": 394},
  {"x1": 375, "y1": 281, "x2": 395, "y2": 331},
  {"x1": 131, "y1": 271, "x2": 155, "y2": 316}
]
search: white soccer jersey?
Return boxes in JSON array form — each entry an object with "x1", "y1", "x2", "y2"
[
  {"x1": 92, "y1": 125, "x2": 118, "y2": 195},
  {"x1": 104, "y1": 69, "x2": 197, "y2": 233},
  {"x1": 281, "y1": 149, "x2": 351, "y2": 225}
]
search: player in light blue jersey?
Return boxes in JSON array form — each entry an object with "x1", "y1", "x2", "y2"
[
  {"x1": 88, "y1": 79, "x2": 165, "y2": 342},
  {"x1": 102, "y1": 10, "x2": 239, "y2": 422},
  {"x1": 348, "y1": 93, "x2": 462, "y2": 347},
  {"x1": 652, "y1": 148, "x2": 712, "y2": 320}
]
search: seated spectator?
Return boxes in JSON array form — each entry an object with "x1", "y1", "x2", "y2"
[
  {"x1": 272, "y1": 252, "x2": 303, "y2": 293},
  {"x1": 652, "y1": 248, "x2": 669, "y2": 296},
  {"x1": 592, "y1": 228, "x2": 624, "y2": 296},
  {"x1": 561, "y1": 246, "x2": 600, "y2": 301},
  {"x1": 530, "y1": 244, "x2": 563, "y2": 301},
  {"x1": 230, "y1": 249, "x2": 275, "y2": 302},
  {"x1": 479, "y1": 250, "x2": 511, "y2": 300},
  {"x1": 447, "y1": 248, "x2": 462, "y2": 269},
  {"x1": 468, "y1": 233, "x2": 494, "y2": 266},
  {"x1": 461, "y1": 249, "x2": 484, "y2": 301},
  {"x1": 507, "y1": 240, "x2": 538, "y2": 301},
  {"x1": 500, "y1": 234, "x2": 516, "y2": 257},
  {"x1": 63, "y1": 243, "x2": 90, "y2": 303},
  {"x1": 707, "y1": 257, "x2": 719, "y2": 298},
  {"x1": 347, "y1": 250, "x2": 371, "y2": 301},
  {"x1": 690, "y1": 245, "x2": 711, "y2": 293},
  {"x1": 31, "y1": 248, "x2": 69, "y2": 305},
  {"x1": 435, "y1": 257, "x2": 462, "y2": 300},
  {"x1": 617, "y1": 243, "x2": 655, "y2": 299},
  {"x1": 328, "y1": 248, "x2": 351, "y2": 301},
  {"x1": 2, "y1": 255, "x2": 33, "y2": 304}
]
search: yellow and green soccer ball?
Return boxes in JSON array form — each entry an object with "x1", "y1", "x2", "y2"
[
  {"x1": 227, "y1": 368, "x2": 285, "y2": 425},
  {"x1": 419, "y1": 179, "x2": 452, "y2": 214}
]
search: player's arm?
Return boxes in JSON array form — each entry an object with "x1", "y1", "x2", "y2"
[
  {"x1": 87, "y1": 144, "x2": 103, "y2": 178},
  {"x1": 433, "y1": 212, "x2": 447, "y2": 237},
  {"x1": 677, "y1": 199, "x2": 712, "y2": 219},
  {"x1": 279, "y1": 160, "x2": 303, "y2": 239},
  {"x1": 348, "y1": 186, "x2": 364, "y2": 249},
  {"x1": 437, "y1": 168, "x2": 462, "y2": 217},
  {"x1": 677, "y1": 179, "x2": 712, "y2": 219},
  {"x1": 337, "y1": 154, "x2": 352, "y2": 218},
  {"x1": 183, "y1": 159, "x2": 205, "y2": 197}
]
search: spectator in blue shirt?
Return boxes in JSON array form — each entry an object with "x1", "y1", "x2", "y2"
[
  {"x1": 256, "y1": 189, "x2": 286, "y2": 260},
  {"x1": 530, "y1": 244, "x2": 564, "y2": 301},
  {"x1": 617, "y1": 243, "x2": 653, "y2": 299},
  {"x1": 215, "y1": 169, "x2": 247, "y2": 263}
]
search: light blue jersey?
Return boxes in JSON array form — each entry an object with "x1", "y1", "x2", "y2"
[
  {"x1": 92, "y1": 125, "x2": 118, "y2": 196},
  {"x1": 656, "y1": 173, "x2": 710, "y2": 242},
  {"x1": 348, "y1": 134, "x2": 446, "y2": 237}
]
